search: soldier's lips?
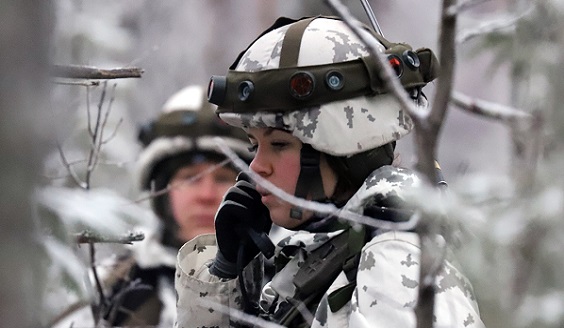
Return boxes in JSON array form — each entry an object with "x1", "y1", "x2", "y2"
[{"x1": 256, "y1": 187, "x2": 273, "y2": 204}]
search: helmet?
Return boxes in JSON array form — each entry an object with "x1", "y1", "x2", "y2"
[
  {"x1": 206, "y1": 16, "x2": 438, "y2": 216},
  {"x1": 136, "y1": 85, "x2": 253, "y2": 220},
  {"x1": 208, "y1": 16, "x2": 439, "y2": 156}
]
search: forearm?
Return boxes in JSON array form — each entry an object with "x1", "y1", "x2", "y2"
[{"x1": 175, "y1": 234, "x2": 265, "y2": 327}]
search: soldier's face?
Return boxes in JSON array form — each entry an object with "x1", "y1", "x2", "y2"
[
  {"x1": 169, "y1": 162, "x2": 238, "y2": 242},
  {"x1": 248, "y1": 127, "x2": 337, "y2": 229}
]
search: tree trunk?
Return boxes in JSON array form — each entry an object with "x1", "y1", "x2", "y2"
[{"x1": 0, "y1": 1, "x2": 53, "y2": 327}]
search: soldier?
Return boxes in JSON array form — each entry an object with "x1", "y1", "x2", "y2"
[
  {"x1": 175, "y1": 17, "x2": 485, "y2": 327},
  {"x1": 103, "y1": 85, "x2": 254, "y2": 327}
]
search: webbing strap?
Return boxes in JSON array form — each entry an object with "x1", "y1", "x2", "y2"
[
  {"x1": 326, "y1": 226, "x2": 365, "y2": 313},
  {"x1": 279, "y1": 17, "x2": 317, "y2": 68},
  {"x1": 290, "y1": 144, "x2": 326, "y2": 219},
  {"x1": 328, "y1": 281, "x2": 356, "y2": 313},
  {"x1": 291, "y1": 226, "x2": 366, "y2": 311}
]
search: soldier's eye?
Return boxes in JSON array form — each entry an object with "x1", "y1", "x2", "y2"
[
  {"x1": 271, "y1": 141, "x2": 289, "y2": 150},
  {"x1": 247, "y1": 144, "x2": 258, "y2": 153}
]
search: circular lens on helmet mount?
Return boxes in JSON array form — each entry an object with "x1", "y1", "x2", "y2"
[
  {"x1": 238, "y1": 80, "x2": 255, "y2": 102},
  {"x1": 325, "y1": 70, "x2": 344, "y2": 91},
  {"x1": 388, "y1": 55, "x2": 403, "y2": 77},
  {"x1": 208, "y1": 75, "x2": 227, "y2": 105},
  {"x1": 403, "y1": 50, "x2": 420, "y2": 70},
  {"x1": 289, "y1": 71, "x2": 315, "y2": 99}
]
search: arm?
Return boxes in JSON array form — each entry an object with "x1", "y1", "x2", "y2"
[
  {"x1": 175, "y1": 234, "x2": 240, "y2": 327},
  {"x1": 350, "y1": 231, "x2": 484, "y2": 328}
]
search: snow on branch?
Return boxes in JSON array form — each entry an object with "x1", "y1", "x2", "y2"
[
  {"x1": 51, "y1": 64, "x2": 144, "y2": 79},
  {"x1": 456, "y1": 6, "x2": 533, "y2": 44},
  {"x1": 451, "y1": 91, "x2": 532, "y2": 122},
  {"x1": 74, "y1": 230, "x2": 145, "y2": 245}
]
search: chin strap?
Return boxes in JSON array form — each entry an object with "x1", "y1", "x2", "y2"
[{"x1": 290, "y1": 144, "x2": 327, "y2": 219}]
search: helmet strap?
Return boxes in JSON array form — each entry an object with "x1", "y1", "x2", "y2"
[{"x1": 290, "y1": 144, "x2": 328, "y2": 219}]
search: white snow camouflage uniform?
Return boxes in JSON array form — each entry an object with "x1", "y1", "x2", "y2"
[{"x1": 175, "y1": 165, "x2": 485, "y2": 328}]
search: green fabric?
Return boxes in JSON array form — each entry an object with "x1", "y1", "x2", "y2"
[
  {"x1": 280, "y1": 17, "x2": 316, "y2": 68},
  {"x1": 328, "y1": 282, "x2": 357, "y2": 313}
]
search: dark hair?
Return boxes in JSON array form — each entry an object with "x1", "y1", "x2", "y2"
[{"x1": 325, "y1": 142, "x2": 395, "y2": 206}]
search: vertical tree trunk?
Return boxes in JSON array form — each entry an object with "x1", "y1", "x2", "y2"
[{"x1": 0, "y1": 1, "x2": 52, "y2": 327}]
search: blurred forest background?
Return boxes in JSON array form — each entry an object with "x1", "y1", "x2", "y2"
[{"x1": 2, "y1": 0, "x2": 563, "y2": 327}]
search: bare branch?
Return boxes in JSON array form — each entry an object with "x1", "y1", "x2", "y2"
[
  {"x1": 133, "y1": 158, "x2": 232, "y2": 204},
  {"x1": 52, "y1": 79, "x2": 101, "y2": 87},
  {"x1": 456, "y1": 7, "x2": 533, "y2": 44},
  {"x1": 51, "y1": 64, "x2": 144, "y2": 79},
  {"x1": 415, "y1": 0, "x2": 457, "y2": 185},
  {"x1": 98, "y1": 84, "x2": 118, "y2": 146},
  {"x1": 451, "y1": 91, "x2": 532, "y2": 122},
  {"x1": 92, "y1": 84, "x2": 118, "y2": 171},
  {"x1": 101, "y1": 117, "x2": 123, "y2": 145},
  {"x1": 452, "y1": 0, "x2": 492, "y2": 14},
  {"x1": 86, "y1": 85, "x2": 93, "y2": 137},
  {"x1": 89, "y1": 242, "x2": 105, "y2": 324},
  {"x1": 85, "y1": 82, "x2": 108, "y2": 188},
  {"x1": 56, "y1": 139, "x2": 87, "y2": 189},
  {"x1": 75, "y1": 230, "x2": 145, "y2": 245}
]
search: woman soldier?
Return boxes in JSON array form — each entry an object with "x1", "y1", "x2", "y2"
[
  {"x1": 175, "y1": 17, "x2": 485, "y2": 328},
  {"x1": 103, "y1": 85, "x2": 254, "y2": 327}
]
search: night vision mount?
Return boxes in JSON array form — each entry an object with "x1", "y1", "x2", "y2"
[{"x1": 207, "y1": 16, "x2": 439, "y2": 114}]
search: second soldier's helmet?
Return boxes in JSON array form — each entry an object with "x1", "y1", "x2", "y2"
[
  {"x1": 206, "y1": 16, "x2": 438, "y2": 209},
  {"x1": 136, "y1": 85, "x2": 253, "y2": 221}
]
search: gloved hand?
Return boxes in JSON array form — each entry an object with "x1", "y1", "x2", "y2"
[{"x1": 210, "y1": 172, "x2": 273, "y2": 278}]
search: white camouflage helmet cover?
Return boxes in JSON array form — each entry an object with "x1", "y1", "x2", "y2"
[
  {"x1": 218, "y1": 17, "x2": 415, "y2": 157},
  {"x1": 136, "y1": 85, "x2": 253, "y2": 191}
]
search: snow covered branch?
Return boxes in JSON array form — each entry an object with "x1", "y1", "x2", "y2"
[{"x1": 51, "y1": 64, "x2": 144, "y2": 80}]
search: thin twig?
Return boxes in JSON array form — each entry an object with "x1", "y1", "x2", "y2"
[
  {"x1": 99, "y1": 84, "x2": 117, "y2": 145},
  {"x1": 456, "y1": 8, "x2": 532, "y2": 44},
  {"x1": 452, "y1": 0, "x2": 492, "y2": 13},
  {"x1": 215, "y1": 138, "x2": 421, "y2": 232},
  {"x1": 93, "y1": 83, "x2": 118, "y2": 170},
  {"x1": 51, "y1": 64, "x2": 144, "y2": 79},
  {"x1": 133, "y1": 158, "x2": 232, "y2": 204},
  {"x1": 451, "y1": 91, "x2": 532, "y2": 122},
  {"x1": 87, "y1": 85, "x2": 93, "y2": 137},
  {"x1": 89, "y1": 242, "x2": 106, "y2": 324},
  {"x1": 101, "y1": 118, "x2": 123, "y2": 145},
  {"x1": 52, "y1": 79, "x2": 101, "y2": 87},
  {"x1": 56, "y1": 139, "x2": 87, "y2": 189},
  {"x1": 85, "y1": 82, "x2": 108, "y2": 188}
]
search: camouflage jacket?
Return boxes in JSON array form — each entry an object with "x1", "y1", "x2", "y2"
[{"x1": 175, "y1": 166, "x2": 485, "y2": 328}]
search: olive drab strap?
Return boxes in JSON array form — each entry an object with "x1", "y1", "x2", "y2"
[
  {"x1": 290, "y1": 144, "x2": 327, "y2": 219},
  {"x1": 279, "y1": 17, "x2": 316, "y2": 68},
  {"x1": 228, "y1": 16, "x2": 299, "y2": 70}
]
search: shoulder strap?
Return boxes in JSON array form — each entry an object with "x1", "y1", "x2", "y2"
[
  {"x1": 326, "y1": 227, "x2": 365, "y2": 313},
  {"x1": 288, "y1": 226, "x2": 367, "y2": 319}
]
